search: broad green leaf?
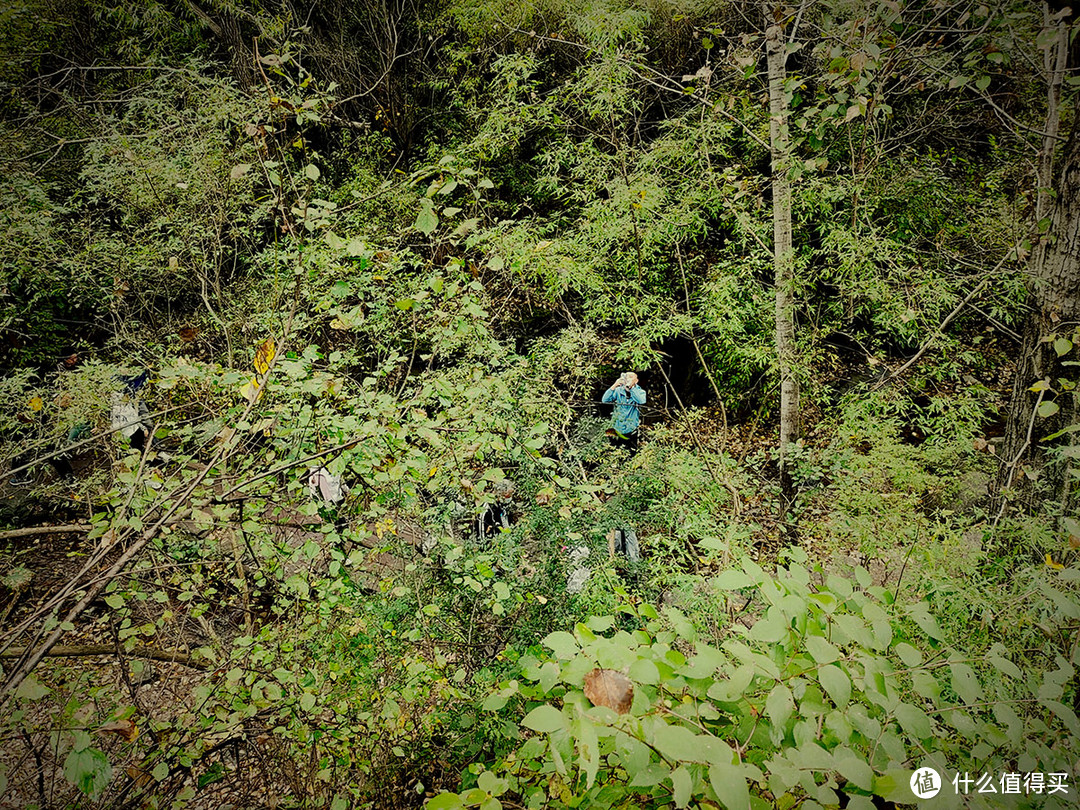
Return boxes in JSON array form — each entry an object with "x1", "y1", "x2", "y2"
[
  {"x1": 893, "y1": 643, "x2": 922, "y2": 667},
  {"x1": 709, "y1": 762, "x2": 749, "y2": 810},
  {"x1": 15, "y1": 676, "x2": 50, "y2": 701},
  {"x1": 749, "y1": 614, "x2": 786, "y2": 643},
  {"x1": 1041, "y1": 699, "x2": 1080, "y2": 737},
  {"x1": 63, "y1": 748, "x2": 112, "y2": 799},
  {"x1": 425, "y1": 793, "x2": 465, "y2": 810},
  {"x1": 765, "y1": 683, "x2": 795, "y2": 732},
  {"x1": 304, "y1": 163, "x2": 320, "y2": 181},
  {"x1": 893, "y1": 703, "x2": 932, "y2": 740},
  {"x1": 538, "y1": 661, "x2": 560, "y2": 694},
  {"x1": 1038, "y1": 401, "x2": 1060, "y2": 418},
  {"x1": 806, "y1": 634, "x2": 840, "y2": 664},
  {"x1": 818, "y1": 665, "x2": 851, "y2": 708},
  {"x1": 478, "y1": 770, "x2": 507, "y2": 796},
  {"x1": 906, "y1": 603, "x2": 943, "y2": 641},
  {"x1": 833, "y1": 747, "x2": 873, "y2": 791},
  {"x1": 629, "y1": 658, "x2": 660, "y2": 685},
  {"x1": 414, "y1": 199, "x2": 439, "y2": 235},
  {"x1": 1054, "y1": 337, "x2": 1073, "y2": 357},
  {"x1": 986, "y1": 648, "x2": 1023, "y2": 680},
  {"x1": 949, "y1": 663, "x2": 981, "y2": 705},
  {"x1": 714, "y1": 570, "x2": 753, "y2": 590},
  {"x1": 912, "y1": 671, "x2": 940, "y2": 702},
  {"x1": 653, "y1": 721, "x2": 703, "y2": 762},
  {"x1": 672, "y1": 766, "x2": 692, "y2": 808},
  {"x1": 522, "y1": 705, "x2": 565, "y2": 733},
  {"x1": 543, "y1": 631, "x2": 578, "y2": 659}
]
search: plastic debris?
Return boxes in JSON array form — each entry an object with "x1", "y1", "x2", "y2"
[
  {"x1": 110, "y1": 392, "x2": 151, "y2": 444},
  {"x1": 566, "y1": 545, "x2": 591, "y2": 594},
  {"x1": 308, "y1": 466, "x2": 348, "y2": 505},
  {"x1": 608, "y1": 527, "x2": 641, "y2": 562}
]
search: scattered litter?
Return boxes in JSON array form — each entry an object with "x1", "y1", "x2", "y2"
[
  {"x1": 566, "y1": 545, "x2": 591, "y2": 593},
  {"x1": 308, "y1": 467, "x2": 348, "y2": 505},
  {"x1": 110, "y1": 392, "x2": 151, "y2": 444},
  {"x1": 608, "y1": 527, "x2": 641, "y2": 561}
]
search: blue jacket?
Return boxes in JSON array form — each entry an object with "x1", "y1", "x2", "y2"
[{"x1": 602, "y1": 384, "x2": 646, "y2": 435}]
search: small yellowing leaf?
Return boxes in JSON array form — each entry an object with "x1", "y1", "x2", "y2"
[
  {"x1": 330, "y1": 318, "x2": 350, "y2": 331},
  {"x1": 28, "y1": 396, "x2": 43, "y2": 412},
  {"x1": 241, "y1": 377, "x2": 262, "y2": 403},
  {"x1": 1045, "y1": 554, "x2": 1064, "y2": 570},
  {"x1": 253, "y1": 339, "x2": 276, "y2": 375}
]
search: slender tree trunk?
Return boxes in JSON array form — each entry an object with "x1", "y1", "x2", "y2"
[
  {"x1": 997, "y1": 91, "x2": 1080, "y2": 522},
  {"x1": 764, "y1": 10, "x2": 799, "y2": 502}
]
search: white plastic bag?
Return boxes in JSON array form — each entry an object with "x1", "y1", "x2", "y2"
[{"x1": 307, "y1": 467, "x2": 348, "y2": 505}]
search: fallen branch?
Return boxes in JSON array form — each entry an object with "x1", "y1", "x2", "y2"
[
  {"x1": 0, "y1": 645, "x2": 205, "y2": 669},
  {"x1": 0, "y1": 525, "x2": 90, "y2": 542}
]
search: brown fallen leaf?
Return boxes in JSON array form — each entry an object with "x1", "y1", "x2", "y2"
[
  {"x1": 584, "y1": 668, "x2": 633, "y2": 714},
  {"x1": 99, "y1": 718, "x2": 138, "y2": 743},
  {"x1": 125, "y1": 766, "x2": 153, "y2": 787}
]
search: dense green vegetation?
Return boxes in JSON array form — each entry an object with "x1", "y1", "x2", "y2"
[{"x1": 1, "y1": 0, "x2": 1078, "y2": 808}]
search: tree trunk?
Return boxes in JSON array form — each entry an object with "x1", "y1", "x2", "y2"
[
  {"x1": 996, "y1": 92, "x2": 1080, "y2": 522},
  {"x1": 764, "y1": 10, "x2": 799, "y2": 502}
]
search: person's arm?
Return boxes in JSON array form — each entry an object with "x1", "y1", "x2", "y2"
[
  {"x1": 601, "y1": 386, "x2": 619, "y2": 404},
  {"x1": 629, "y1": 385, "x2": 646, "y2": 405}
]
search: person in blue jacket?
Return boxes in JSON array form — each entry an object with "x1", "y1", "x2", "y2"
[{"x1": 602, "y1": 372, "x2": 646, "y2": 452}]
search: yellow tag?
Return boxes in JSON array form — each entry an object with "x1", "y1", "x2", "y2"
[{"x1": 253, "y1": 338, "x2": 276, "y2": 375}]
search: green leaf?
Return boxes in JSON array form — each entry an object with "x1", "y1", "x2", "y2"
[
  {"x1": 986, "y1": 648, "x2": 1023, "y2": 680},
  {"x1": 304, "y1": 163, "x2": 320, "y2": 181},
  {"x1": 806, "y1": 634, "x2": 840, "y2": 664},
  {"x1": 629, "y1": 658, "x2": 660, "y2": 685},
  {"x1": 152, "y1": 761, "x2": 169, "y2": 781},
  {"x1": 912, "y1": 671, "x2": 940, "y2": 702},
  {"x1": 543, "y1": 631, "x2": 578, "y2": 659},
  {"x1": 834, "y1": 747, "x2": 874, "y2": 791},
  {"x1": 949, "y1": 663, "x2": 981, "y2": 705},
  {"x1": 906, "y1": 603, "x2": 943, "y2": 641},
  {"x1": 1041, "y1": 699, "x2": 1080, "y2": 737},
  {"x1": 63, "y1": 748, "x2": 112, "y2": 799},
  {"x1": 709, "y1": 761, "x2": 749, "y2": 810},
  {"x1": 653, "y1": 721, "x2": 702, "y2": 763},
  {"x1": 893, "y1": 703, "x2": 932, "y2": 740},
  {"x1": 818, "y1": 665, "x2": 851, "y2": 708},
  {"x1": 414, "y1": 199, "x2": 439, "y2": 236},
  {"x1": 1054, "y1": 337, "x2": 1073, "y2": 357},
  {"x1": 672, "y1": 766, "x2": 692, "y2": 808},
  {"x1": 425, "y1": 793, "x2": 465, "y2": 810},
  {"x1": 893, "y1": 643, "x2": 922, "y2": 667},
  {"x1": 749, "y1": 614, "x2": 786, "y2": 643},
  {"x1": 477, "y1": 770, "x2": 507, "y2": 796},
  {"x1": 714, "y1": 570, "x2": 753, "y2": 590},
  {"x1": 299, "y1": 692, "x2": 317, "y2": 712},
  {"x1": 765, "y1": 683, "x2": 795, "y2": 732},
  {"x1": 15, "y1": 676, "x2": 50, "y2": 701},
  {"x1": 1038, "y1": 401, "x2": 1060, "y2": 418},
  {"x1": 522, "y1": 705, "x2": 565, "y2": 733}
]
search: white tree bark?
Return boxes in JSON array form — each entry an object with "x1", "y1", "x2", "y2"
[{"x1": 765, "y1": 11, "x2": 799, "y2": 497}]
